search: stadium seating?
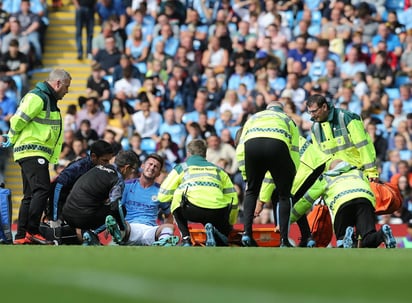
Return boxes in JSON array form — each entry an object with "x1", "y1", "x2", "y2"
[
  {"x1": 228, "y1": 126, "x2": 241, "y2": 141},
  {"x1": 384, "y1": 87, "x2": 400, "y2": 101},
  {"x1": 304, "y1": 0, "x2": 322, "y2": 12},
  {"x1": 140, "y1": 137, "x2": 157, "y2": 154},
  {"x1": 394, "y1": 75, "x2": 410, "y2": 88},
  {"x1": 295, "y1": 10, "x2": 322, "y2": 26},
  {"x1": 279, "y1": 10, "x2": 295, "y2": 29},
  {"x1": 384, "y1": 0, "x2": 405, "y2": 13},
  {"x1": 397, "y1": 8, "x2": 412, "y2": 29}
]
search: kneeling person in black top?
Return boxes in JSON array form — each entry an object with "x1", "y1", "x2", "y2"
[{"x1": 62, "y1": 150, "x2": 139, "y2": 245}]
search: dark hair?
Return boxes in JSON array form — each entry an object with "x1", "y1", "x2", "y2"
[
  {"x1": 356, "y1": 71, "x2": 367, "y2": 82},
  {"x1": 86, "y1": 96, "x2": 98, "y2": 104},
  {"x1": 9, "y1": 39, "x2": 19, "y2": 47},
  {"x1": 306, "y1": 94, "x2": 328, "y2": 108},
  {"x1": 66, "y1": 104, "x2": 77, "y2": 115},
  {"x1": 145, "y1": 153, "x2": 164, "y2": 168},
  {"x1": 80, "y1": 119, "x2": 91, "y2": 126},
  {"x1": 234, "y1": 127, "x2": 243, "y2": 147},
  {"x1": 108, "y1": 98, "x2": 127, "y2": 119},
  {"x1": 105, "y1": 128, "x2": 117, "y2": 138},
  {"x1": 137, "y1": 91, "x2": 150, "y2": 104},
  {"x1": 188, "y1": 122, "x2": 201, "y2": 132},
  {"x1": 114, "y1": 150, "x2": 139, "y2": 168},
  {"x1": 90, "y1": 140, "x2": 114, "y2": 157},
  {"x1": 132, "y1": 132, "x2": 142, "y2": 140},
  {"x1": 161, "y1": 132, "x2": 172, "y2": 140},
  {"x1": 376, "y1": 50, "x2": 387, "y2": 58},
  {"x1": 122, "y1": 65, "x2": 133, "y2": 78}
]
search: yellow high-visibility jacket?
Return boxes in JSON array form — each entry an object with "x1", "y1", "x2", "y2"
[
  {"x1": 310, "y1": 106, "x2": 378, "y2": 179},
  {"x1": 8, "y1": 81, "x2": 63, "y2": 164},
  {"x1": 236, "y1": 107, "x2": 300, "y2": 180},
  {"x1": 158, "y1": 155, "x2": 239, "y2": 225},
  {"x1": 290, "y1": 162, "x2": 375, "y2": 223}
]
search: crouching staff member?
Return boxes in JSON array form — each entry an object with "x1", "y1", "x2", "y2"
[
  {"x1": 291, "y1": 159, "x2": 396, "y2": 248},
  {"x1": 46, "y1": 140, "x2": 114, "y2": 224},
  {"x1": 158, "y1": 139, "x2": 238, "y2": 246},
  {"x1": 62, "y1": 150, "x2": 139, "y2": 245}
]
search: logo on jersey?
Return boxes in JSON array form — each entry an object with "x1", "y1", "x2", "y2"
[{"x1": 151, "y1": 195, "x2": 158, "y2": 201}]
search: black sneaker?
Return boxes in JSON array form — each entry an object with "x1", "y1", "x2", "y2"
[
  {"x1": 280, "y1": 238, "x2": 294, "y2": 247},
  {"x1": 241, "y1": 234, "x2": 258, "y2": 247},
  {"x1": 181, "y1": 236, "x2": 192, "y2": 247}
]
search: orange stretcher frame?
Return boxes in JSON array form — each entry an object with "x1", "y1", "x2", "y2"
[{"x1": 188, "y1": 223, "x2": 281, "y2": 247}]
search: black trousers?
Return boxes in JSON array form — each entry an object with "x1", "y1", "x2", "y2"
[
  {"x1": 63, "y1": 202, "x2": 127, "y2": 232},
  {"x1": 243, "y1": 138, "x2": 296, "y2": 241},
  {"x1": 173, "y1": 200, "x2": 231, "y2": 244},
  {"x1": 16, "y1": 156, "x2": 51, "y2": 238},
  {"x1": 334, "y1": 199, "x2": 383, "y2": 248},
  {"x1": 272, "y1": 190, "x2": 312, "y2": 241}
]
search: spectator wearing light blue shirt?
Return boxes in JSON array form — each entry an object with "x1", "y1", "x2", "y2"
[
  {"x1": 192, "y1": 0, "x2": 214, "y2": 25},
  {"x1": 227, "y1": 60, "x2": 255, "y2": 92},
  {"x1": 180, "y1": 8, "x2": 208, "y2": 42},
  {"x1": 150, "y1": 23, "x2": 179, "y2": 57},
  {"x1": 96, "y1": 0, "x2": 127, "y2": 26},
  {"x1": 0, "y1": 81, "x2": 17, "y2": 133},
  {"x1": 371, "y1": 23, "x2": 403, "y2": 58},
  {"x1": 337, "y1": 85, "x2": 362, "y2": 116},
  {"x1": 309, "y1": 43, "x2": 341, "y2": 82},
  {"x1": 125, "y1": 25, "x2": 150, "y2": 74},
  {"x1": 125, "y1": 7, "x2": 154, "y2": 42},
  {"x1": 340, "y1": 47, "x2": 367, "y2": 80},
  {"x1": 158, "y1": 108, "x2": 187, "y2": 154},
  {"x1": 183, "y1": 90, "x2": 218, "y2": 125},
  {"x1": 266, "y1": 62, "x2": 286, "y2": 96}
]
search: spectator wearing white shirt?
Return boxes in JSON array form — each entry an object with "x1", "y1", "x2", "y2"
[
  {"x1": 219, "y1": 89, "x2": 244, "y2": 127},
  {"x1": 113, "y1": 65, "x2": 142, "y2": 106},
  {"x1": 131, "y1": 96, "x2": 162, "y2": 138}
]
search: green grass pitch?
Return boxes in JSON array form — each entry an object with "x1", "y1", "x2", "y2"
[{"x1": 0, "y1": 246, "x2": 410, "y2": 303}]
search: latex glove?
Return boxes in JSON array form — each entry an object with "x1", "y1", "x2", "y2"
[
  {"x1": 1, "y1": 134, "x2": 11, "y2": 148},
  {"x1": 49, "y1": 219, "x2": 62, "y2": 229}
]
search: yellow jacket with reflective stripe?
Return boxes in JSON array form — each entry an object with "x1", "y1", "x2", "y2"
[
  {"x1": 158, "y1": 155, "x2": 239, "y2": 225},
  {"x1": 235, "y1": 107, "x2": 300, "y2": 180},
  {"x1": 259, "y1": 136, "x2": 331, "y2": 203},
  {"x1": 310, "y1": 106, "x2": 378, "y2": 179},
  {"x1": 290, "y1": 162, "x2": 375, "y2": 223},
  {"x1": 8, "y1": 82, "x2": 63, "y2": 164}
]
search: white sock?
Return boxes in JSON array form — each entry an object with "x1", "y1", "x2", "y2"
[{"x1": 158, "y1": 227, "x2": 174, "y2": 240}]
